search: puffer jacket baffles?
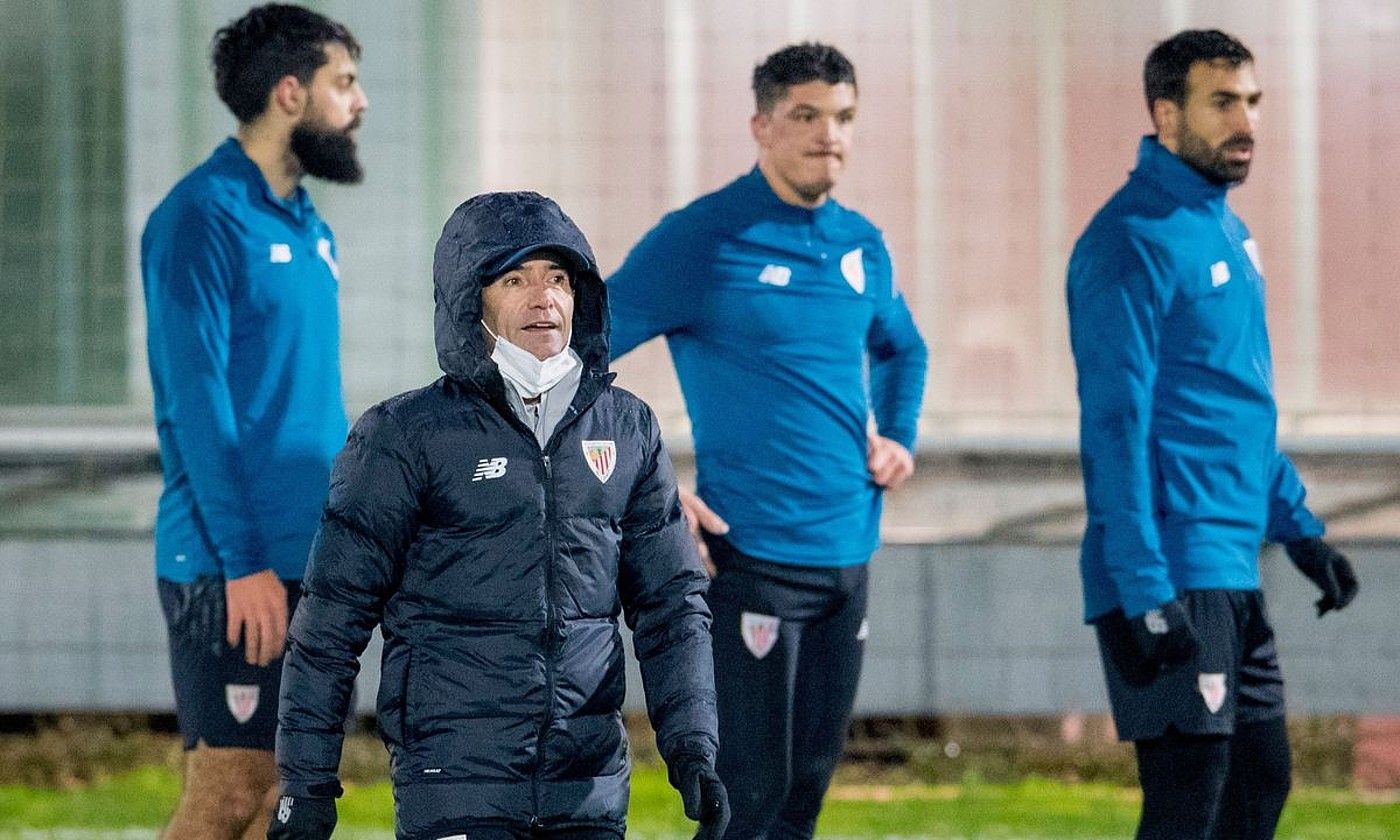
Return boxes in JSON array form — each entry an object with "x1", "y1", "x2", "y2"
[{"x1": 275, "y1": 192, "x2": 717, "y2": 838}]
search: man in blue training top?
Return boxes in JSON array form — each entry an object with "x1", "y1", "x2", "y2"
[
  {"x1": 1068, "y1": 29, "x2": 1358, "y2": 840},
  {"x1": 139, "y1": 4, "x2": 367, "y2": 837},
  {"x1": 608, "y1": 42, "x2": 928, "y2": 840}
]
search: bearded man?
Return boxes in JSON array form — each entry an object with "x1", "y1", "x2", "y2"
[
  {"x1": 139, "y1": 4, "x2": 368, "y2": 837},
  {"x1": 1067, "y1": 28, "x2": 1358, "y2": 840}
]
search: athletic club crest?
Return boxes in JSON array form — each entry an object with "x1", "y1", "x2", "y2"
[
  {"x1": 840, "y1": 247, "x2": 865, "y2": 294},
  {"x1": 581, "y1": 439, "x2": 616, "y2": 483},
  {"x1": 741, "y1": 612, "x2": 781, "y2": 659},
  {"x1": 226, "y1": 684, "x2": 260, "y2": 724},
  {"x1": 1198, "y1": 672, "x2": 1227, "y2": 714}
]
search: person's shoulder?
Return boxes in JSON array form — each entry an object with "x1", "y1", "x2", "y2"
[
  {"x1": 594, "y1": 383, "x2": 661, "y2": 435},
  {"x1": 356, "y1": 378, "x2": 454, "y2": 435},
  {"x1": 148, "y1": 155, "x2": 248, "y2": 234}
]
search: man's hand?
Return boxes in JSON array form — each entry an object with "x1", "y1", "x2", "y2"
[
  {"x1": 1285, "y1": 538, "x2": 1359, "y2": 617},
  {"x1": 1128, "y1": 598, "x2": 1199, "y2": 674},
  {"x1": 266, "y1": 795, "x2": 336, "y2": 840},
  {"x1": 679, "y1": 487, "x2": 729, "y2": 578},
  {"x1": 226, "y1": 569, "x2": 289, "y2": 666},
  {"x1": 668, "y1": 750, "x2": 730, "y2": 840},
  {"x1": 867, "y1": 432, "x2": 914, "y2": 489}
]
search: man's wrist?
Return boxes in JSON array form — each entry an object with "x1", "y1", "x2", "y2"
[{"x1": 280, "y1": 779, "x2": 343, "y2": 799}]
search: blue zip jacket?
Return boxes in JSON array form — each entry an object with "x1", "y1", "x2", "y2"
[
  {"x1": 608, "y1": 168, "x2": 928, "y2": 568},
  {"x1": 1067, "y1": 136, "x2": 1322, "y2": 622},
  {"x1": 141, "y1": 138, "x2": 348, "y2": 583}
]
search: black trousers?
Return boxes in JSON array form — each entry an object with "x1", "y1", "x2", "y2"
[
  {"x1": 417, "y1": 824, "x2": 622, "y2": 840},
  {"x1": 703, "y1": 536, "x2": 869, "y2": 840},
  {"x1": 1134, "y1": 716, "x2": 1292, "y2": 840}
]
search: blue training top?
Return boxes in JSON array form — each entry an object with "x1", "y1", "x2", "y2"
[
  {"x1": 1067, "y1": 136, "x2": 1323, "y2": 622},
  {"x1": 608, "y1": 167, "x2": 928, "y2": 568},
  {"x1": 141, "y1": 138, "x2": 348, "y2": 583}
]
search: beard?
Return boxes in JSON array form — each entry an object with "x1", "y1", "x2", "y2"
[
  {"x1": 290, "y1": 115, "x2": 363, "y2": 184},
  {"x1": 1175, "y1": 123, "x2": 1253, "y2": 185}
]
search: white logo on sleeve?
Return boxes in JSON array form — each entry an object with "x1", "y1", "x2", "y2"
[
  {"x1": 269, "y1": 243, "x2": 293, "y2": 264},
  {"x1": 1210, "y1": 260, "x2": 1231, "y2": 287},
  {"x1": 758, "y1": 264, "x2": 792, "y2": 287},
  {"x1": 1198, "y1": 672, "x2": 1227, "y2": 714},
  {"x1": 225, "y1": 684, "x2": 259, "y2": 724},
  {"x1": 471, "y1": 457, "x2": 508, "y2": 481},
  {"x1": 740, "y1": 612, "x2": 781, "y2": 659},
  {"x1": 1143, "y1": 609, "x2": 1168, "y2": 634},
  {"x1": 317, "y1": 237, "x2": 341, "y2": 280},
  {"x1": 582, "y1": 440, "x2": 617, "y2": 483},
  {"x1": 841, "y1": 248, "x2": 866, "y2": 294},
  {"x1": 277, "y1": 796, "x2": 293, "y2": 823},
  {"x1": 1243, "y1": 238, "x2": 1263, "y2": 274}
]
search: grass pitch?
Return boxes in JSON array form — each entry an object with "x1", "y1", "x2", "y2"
[{"x1": 1, "y1": 763, "x2": 1398, "y2": 839}]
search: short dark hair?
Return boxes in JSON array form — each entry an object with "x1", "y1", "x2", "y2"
[
  {"x1": 211, "y1": 3, "x2": 361, "y2": 123},
  {"x1": 752, "y1": 42, "x2": 856, "y2": 113},
  {"x1": 1144, "y1": 29, "x2": 1252, "y2": 114}
]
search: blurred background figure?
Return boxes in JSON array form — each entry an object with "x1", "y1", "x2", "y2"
[
  {"x1": 608, "y1": 42, "x2": 927, "y2": 838},
  {"x1": 139, "y1": 4, "x2": 366, "y2": 838},
  {"x1": 1067, "y1": 29, "x2": 1358, "y2": 840}
]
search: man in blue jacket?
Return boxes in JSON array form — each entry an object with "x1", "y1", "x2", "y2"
[
  {"x1": 608, "y1": 43, "x2": 927, "y2": 839},
  {"x1": 140, "y1": 5, "x2": 367, "y2": 837},
  {"x1": 1067, "y1": 29, "x2": 1358, "y2": 840},
  {"x1": 270, "y1": 192, "x2": 728, "y2": 840}
]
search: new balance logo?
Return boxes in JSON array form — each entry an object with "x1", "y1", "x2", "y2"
[
  {"x1": 758, "y1": 264, "x2": 791, "y2": 287},
  {"x1": 471, "y1": 457, "x2": 507, "y2": 481}
]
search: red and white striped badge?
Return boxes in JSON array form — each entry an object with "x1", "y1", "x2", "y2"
[
  {"x1": 226, "y1": 684, "x2": 260, "y2": 724},
  {"x1": 582, "y1": 440, "x2": 616, "y2": 484},
  {"x1": 741, "y1": 612, "x2": 781, "y2": 660},
  {"x1": 1198, "y1": 672, "x2": 1227, "y2": 714}
]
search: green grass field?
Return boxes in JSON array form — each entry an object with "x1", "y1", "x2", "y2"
[{"x1": 1, "y1": 763, "x2": 1397, "y2": 839}]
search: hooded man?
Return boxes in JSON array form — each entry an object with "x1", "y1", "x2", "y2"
[{"x1": 269, "y1": 192, "x2": 728, "y2": 840}]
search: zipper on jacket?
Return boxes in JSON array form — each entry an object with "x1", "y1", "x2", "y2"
[{"x1": 533, "y1": 453, "x2": 561, "y2": 821}]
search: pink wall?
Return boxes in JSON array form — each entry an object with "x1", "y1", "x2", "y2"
[{"x1": 473, "y1": 0, "x2": 1400, "y2": 443}]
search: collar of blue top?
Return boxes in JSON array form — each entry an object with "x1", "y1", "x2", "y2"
[{"x1": 1133, "y1": 134, "x2": 1234, "y2": 207}]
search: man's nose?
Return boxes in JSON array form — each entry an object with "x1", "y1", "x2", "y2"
[{"x1": 1232, "y1": 103, "x2": 1257, "y2": 135}]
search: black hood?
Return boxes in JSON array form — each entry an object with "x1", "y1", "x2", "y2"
[{"x1": 433, "y1": 191, "x2": 609, "y2": 389}]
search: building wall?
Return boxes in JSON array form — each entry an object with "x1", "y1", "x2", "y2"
[
  {"x1": 92, "y1": 0, "x2": 1399, "y2": 448},
  {"x1": 2, "y1": 536, "x2": 1395, "y2": 715}
]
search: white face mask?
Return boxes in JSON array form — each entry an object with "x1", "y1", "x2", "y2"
[{"x1": 482, "y1": 320, "x2": 580, "y2": 399}]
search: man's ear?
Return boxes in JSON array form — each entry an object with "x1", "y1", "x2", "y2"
[
  {"x1": 1150, "y1": 97, "x2": 1180, "y2": 139},
  {"x1": 750, "y1": 111, "x2": 771, "y2": 147},
  {"x1": 268, "y1": 75, "x2": 309, "y2": 119}
]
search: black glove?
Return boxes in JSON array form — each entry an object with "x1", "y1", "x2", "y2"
[
  {"x1": 1285, "y1": 538, "x2": 1359, "y2": 617},
  {"x1": 668, "y1": 748, "x2": 730, "y2": 840},
  {"x1": 1128, "y1": 598, "x2": 1200, "y2": 670},
  {"x1": 1099, "y1": 598, "x2": 1199, "y2": 687},
  {"x1": 266, "y1": 794, "x2": 337, "y2": 840}
]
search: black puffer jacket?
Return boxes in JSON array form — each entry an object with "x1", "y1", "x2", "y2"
[{"x1": 276, "y1": 193, "x2": 716, "y2": 838}]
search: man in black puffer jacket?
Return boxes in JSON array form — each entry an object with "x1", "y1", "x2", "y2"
[{"x1": 269, "y1": 192, "x2": 728, "y2": 840}]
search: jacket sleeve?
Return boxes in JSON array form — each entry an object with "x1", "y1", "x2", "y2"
[
  {"x1": 1067, "y1": 236, "x2": 1176, "y2": 618},
  {"x1": 617, "y1": 406, "x2": 717, "y2": 762},
  {"x1": 606, "y1": 211, "x2": 704, "y2": 361},
  {"x1": 142, "y1": 201, "x2": 265, "y2": 578},
  {"x1": 1265, "y1": 451, "x2": 1325, "y2": 543},
  {"x1": 866, "y1": 241, "x2": 928, "y2": 450},
  {"x1": 277, "y1": 404, "x2": 422, "y2": 797}
]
